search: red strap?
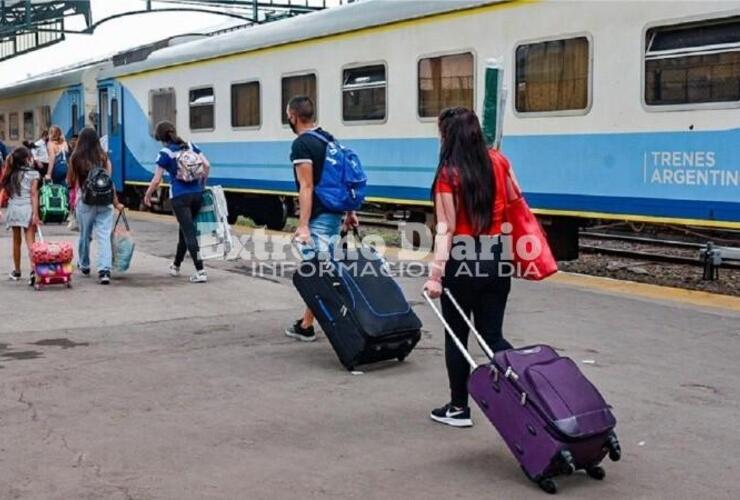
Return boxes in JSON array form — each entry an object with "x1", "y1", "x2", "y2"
[{"x1": 491, "y1": 150, "x2": 522, "y2": 209}]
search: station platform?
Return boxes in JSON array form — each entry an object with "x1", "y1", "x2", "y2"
[{"x1": 1, "y1": 212, "x2": 738, "y2": 499}]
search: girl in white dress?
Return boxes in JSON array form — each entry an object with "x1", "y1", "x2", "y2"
[{"x1": 0, "y1": 147, "x2": 41, "y2": 284}]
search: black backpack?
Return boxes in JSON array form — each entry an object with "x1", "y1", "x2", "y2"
[{"x1": 83, "y1": 167, "x2": 114, "y2": 206}]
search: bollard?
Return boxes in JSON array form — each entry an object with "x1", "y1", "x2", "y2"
[{"x1": 700, "y1": 242, "x2": 721, "y2": 281}]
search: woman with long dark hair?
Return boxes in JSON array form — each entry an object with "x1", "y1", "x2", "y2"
[
  {"x1": 424, "y1": 107, "x2": 516, "y2": 428},
  {"x1": 144, "y1": 121, "x2": 210, "y2": 283},
  {"x1": 0, "y1": 147, "x2": 41, "y2": 284},
  {"x1": 67, "y1": 127, "x2": 123, "y2": 285}
]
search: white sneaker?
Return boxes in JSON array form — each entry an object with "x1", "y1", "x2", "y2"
[
  {"x1": 189, "y1": 270, "x2": 207, "y2": 283},
  {"x1": 169, "y1": 264, "x2": 181, "y2": 277}
]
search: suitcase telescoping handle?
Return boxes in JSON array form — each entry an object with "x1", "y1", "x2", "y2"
[
  {"x1": 442, "y1": 288, "x2": 495, "y2": 361},
  {"x1": 36, "y1": 226, "x2": 44, "y2": 243},
  {"x1": 423, "y1": 290, "x2": 478, "y2": 369}
]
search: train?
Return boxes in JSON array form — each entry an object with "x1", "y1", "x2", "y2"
[{"x1": 0, "y1": 0, "x2": 738, "y2": 259}]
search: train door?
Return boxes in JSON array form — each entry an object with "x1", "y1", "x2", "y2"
[
  {"x1": 98, "y1": 81, "x2": 125, "y2": 191},
  {"x1": 66, "y1": 88, "x2": 83, "y2": 137}
]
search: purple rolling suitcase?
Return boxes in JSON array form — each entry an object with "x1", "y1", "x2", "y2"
[{"x1": 425, "y1": 290, "x2": 621, "y2": 494}]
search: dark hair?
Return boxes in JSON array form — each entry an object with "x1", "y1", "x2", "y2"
[
  {"x1": 154, "y1": 121, "x2": 187, "y2": 148},
  {"x1": 2, "y1": 147, "x2": 33, "y2": 198},
  {"x1": 287, "y1": 96, "x2": 315, "y2": 122},
  {"x1": 69, "y1": 127, "x2": 107, "y2": 185},
  {"x1": 432, "y1": 107, "x2": 494, "y2": 235}
]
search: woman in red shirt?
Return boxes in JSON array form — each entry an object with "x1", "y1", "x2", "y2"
[{"x1": 424, "y1": 107, "x2": 515, "y2": 428}]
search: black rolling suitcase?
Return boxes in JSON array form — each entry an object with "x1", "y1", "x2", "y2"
[{"x1": 292, "y1": 238, "x2": 422, "y2": 371}]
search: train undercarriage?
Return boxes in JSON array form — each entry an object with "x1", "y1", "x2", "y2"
[{"x1": 122, "y1": 185, "x2": 581, "y2": 261}]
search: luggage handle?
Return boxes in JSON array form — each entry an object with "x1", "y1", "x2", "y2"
[
  {"x1": 36, "y1": 226, "x2": 44, "y2": 242},
  {"x1": 423, "y1": 291, "x2": 477, "y2": 369},
  {"x1": 292, "y1": 237, "x2": 317, "y2": 254},
  {"x1": 339, "y1": 226, "x2": 362, "y2": 240},
  {"x1": 340, "y1": 226, "x2": 364, "y2": 253},
  {"x1": 443, "y1": 288, "x2": 495, "y2": 361},
  {"x1": 444, "y1": 289, "x2": 512, "y2": 381}
]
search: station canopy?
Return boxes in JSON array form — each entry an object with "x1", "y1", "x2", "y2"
[
  {"x1": 0, "y1": 0, "x2": 330, "y2": 62},
  {"x1": 0, "y1": 1, "x2": 91, "y2": 62}
]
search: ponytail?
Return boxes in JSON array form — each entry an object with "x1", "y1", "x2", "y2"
[
  {"x1": 1, "y1": 155, "x2": 11, "y2": 186},
  {"x1": 2, "y1": 146, "x2": 32, "y2": 197},
  {"x1": 154, "y1": 121, "x2": 188, "y2": 149}
]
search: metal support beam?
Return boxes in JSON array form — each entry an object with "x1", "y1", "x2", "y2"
[
  {"x1": 0, "y1": 0, "x2": 330, "y2": 62},
  {"x1": 0, "y1": 1, "x2": 90, "y2": 61}
]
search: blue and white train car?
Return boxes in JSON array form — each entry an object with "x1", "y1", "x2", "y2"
[
  {"x1": 1, "y1": 0, "x2": 738, "y2": 253},
  {"x1": 0, "y1": 64, "x2": 96, "y2": 150}
]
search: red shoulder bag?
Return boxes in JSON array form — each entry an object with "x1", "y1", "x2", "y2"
[{"x1": 502, "y1": 162, "x2": 558, "y2": 280}]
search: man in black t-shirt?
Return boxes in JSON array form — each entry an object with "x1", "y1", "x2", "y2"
[
  {"x1": 285, "y1": 95, "x2": 358, "y2": 342},
  {"x1": 289, "y1": 123, "x2": 334, "y2": 221}
]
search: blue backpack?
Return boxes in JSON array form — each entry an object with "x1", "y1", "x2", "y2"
[
  {"x1": 52, "y1": 150, "x2": 68, "y2": 185},
  {"x1": 306, "y1": 131, "x2": 367, "y2": 212}
]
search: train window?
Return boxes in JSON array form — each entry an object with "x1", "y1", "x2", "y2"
[
  {"x1": 0, "y1": 114, "x2": 5, "y2": 141},
  {"x1": 515, "y1": 37, "x2": 590, "y2": 113},
  {"x1": 418, "y1": 52, "x2": 474, "y2": 118},
  {"x1": 149, "y1": 88, "x2": 176, "y2": 134},
  {"x1": 9, "y1": 113, "x2": 19, "y2": 140},
  {"x1": 23, "y1": 111, "x2": 34, "y2": 141},
  {"x1": 71, "y1": 103, "x2": 79, "y2": 135},
  {"x1": 342, "y1": 65, "x2": 387, "y2": 122},
  {"x1": 281, "y1": 73, "x2": 317, "y2": 124},
  {"x1": 189, "y1": 87, "x2": 215, "y2": 131},
  {"x1": 645, "y1": 16, "x2": 740, "y2": 106},
  {"x1": 111, "y1": 98, "x2": 119, "y2": 135},
  {"x1": 231, "y1": 81, "x2": 261, "y2": 128},
  {"x1": 39, "y1": 106, "x2": 51, "y2": 132},
  {"x1": 99, "y1": 88, "x2": 110, "y2": 137}
]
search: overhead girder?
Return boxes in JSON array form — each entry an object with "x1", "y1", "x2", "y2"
[{"x1": 0, "y1": 0, "x2": 327, "y2": 62}]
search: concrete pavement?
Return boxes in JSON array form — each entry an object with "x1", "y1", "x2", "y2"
[{"x1": 0, "y1": 214, "x2": 738, "y2": 499}]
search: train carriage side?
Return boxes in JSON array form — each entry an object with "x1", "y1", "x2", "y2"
[
  {"x1": 0, "y1": 80, "x2": 87, "y2": 152},
  {"x1": 110, "y1": 0, "x2": 739, "y2": 241},
  {"x1": 499, "y1": 1, "x2": 740, "y2": 229}
]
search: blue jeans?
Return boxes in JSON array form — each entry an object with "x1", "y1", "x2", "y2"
[
  {"x1": 301, "y1": 212, "x2": 343, "y2": 259},
  {"x1": 77, "y1": 201, "x2": 114, "y2": 272}
]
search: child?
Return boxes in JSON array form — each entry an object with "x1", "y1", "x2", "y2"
[{"x1": 0, "y1": 147, "x2": 41, "y2": 285}]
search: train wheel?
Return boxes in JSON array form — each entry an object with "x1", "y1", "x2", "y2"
[
  {"x1": 254, "y1": 197, "x2": 288, "y2": 231},
  {"x1": 123, "y1": 186, "x2": 142, "y2": 211}
]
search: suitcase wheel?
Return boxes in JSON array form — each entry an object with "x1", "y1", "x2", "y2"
[
  {"x1": 538, "y1": 478, "x2": 557, "y2": 495},
  {"x1": 586, "y1": 466, "x2": 606, "y2": 480},
  {"x1": 558, "y1": 449, "x2": 576, "y2": 475},
  {"x1": 606, "y1": 432, "x2": 621, "y2": 462}
]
